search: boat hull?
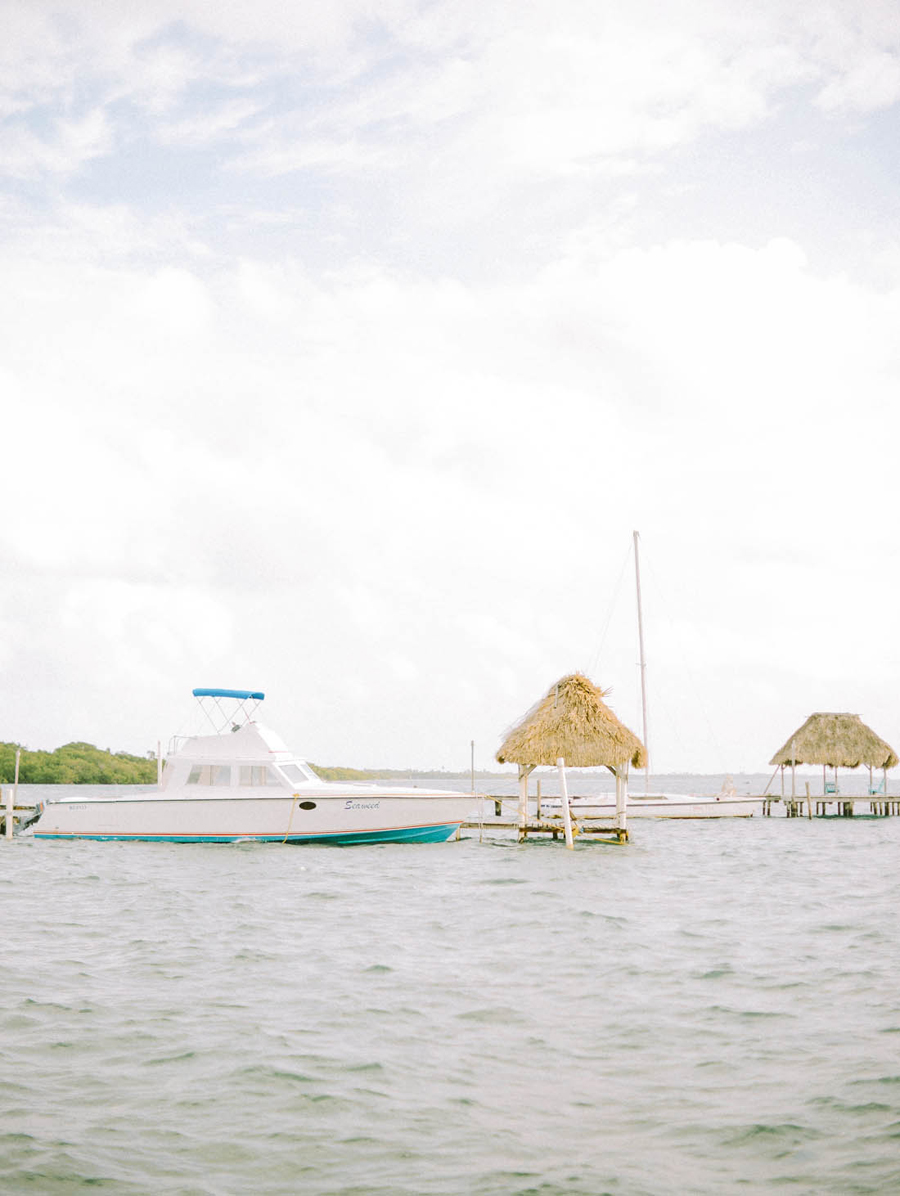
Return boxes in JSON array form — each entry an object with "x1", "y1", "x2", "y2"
[
  {"x1": 31, "y1": 793, "x2": 476, "y2": 844},
  {"x1": 539, "y1": 796, "x2": 760, "y2": 819}
]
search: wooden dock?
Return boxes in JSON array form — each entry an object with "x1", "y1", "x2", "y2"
[
  {"x1": 462, "y1": 796, "x2": 628, "y2": 843},
  {"x1": 765, "y1": 796, "x2": 900, "y2": 818},
  {"x1": 0, "y1": 789, "x2": 38, "y2": 838},
  {"x1": 461, "y1": 816, "x2": 628, "y2": 843}
]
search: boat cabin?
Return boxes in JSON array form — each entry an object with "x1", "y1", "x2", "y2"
[{"x1": 162, "y1": 689, "x2": 322, "y2": 792}]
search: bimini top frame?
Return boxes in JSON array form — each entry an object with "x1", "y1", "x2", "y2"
[{"x1": 192, "y1": 688, "x2": 266, "y2": 735}]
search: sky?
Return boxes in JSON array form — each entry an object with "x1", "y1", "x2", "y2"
[{"x1": 3, "y1": 0, "x2": 900, "y2": 773}]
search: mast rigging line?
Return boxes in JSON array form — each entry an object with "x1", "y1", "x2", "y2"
[
  {"x1": 634, "y1": 530, "x2": 650, "y2": 793},
  {"x1": 586, "y1": 540, "x2": 634, "y2": 681}
]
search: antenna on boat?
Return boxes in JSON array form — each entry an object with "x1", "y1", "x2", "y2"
[{"x1": 633, "y1": 531, "x2": 650, "y2": 795}]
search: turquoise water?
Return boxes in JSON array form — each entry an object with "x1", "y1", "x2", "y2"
[{"x1": 3, "y1": 784, "x2": 900, "y2": 1194}]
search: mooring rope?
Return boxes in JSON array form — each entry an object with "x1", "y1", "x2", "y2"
[{"x1": 282, "y1": 795, "x2": 300, "y2": 844}]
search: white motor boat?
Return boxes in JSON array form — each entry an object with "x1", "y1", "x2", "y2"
[
  {"x1": 539, "y1": 790, "x2": 759, "y2": 819},
  {"x1": 31, "y1": 688, "x2": 476, "y2": 845}
]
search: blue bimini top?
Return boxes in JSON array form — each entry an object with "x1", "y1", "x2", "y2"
[{"x1": 192, "y1": 688, "x2": 265, "y2": 700}]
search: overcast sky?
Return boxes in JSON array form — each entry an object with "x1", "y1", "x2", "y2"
[{"x1": 3, "y1": 0, "x2": 900, "y2": 773}]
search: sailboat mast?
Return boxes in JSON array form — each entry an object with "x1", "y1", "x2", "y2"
[{"x1": 633, "y1": 530, "x2": 650, "y2": 794}]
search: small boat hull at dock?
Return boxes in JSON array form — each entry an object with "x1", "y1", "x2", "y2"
[{"x1": 538, "y1": 794, "x2": 760, "y2": 819}]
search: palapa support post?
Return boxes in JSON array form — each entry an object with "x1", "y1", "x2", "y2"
[
  {"x1": 517, "y1": 764, "x2": 534, "y2": 838},
  {"x1": 557, "y1": 757, "x2": 574, "y2": 850},
  {"x1": 615, "y1": 768, "x2": 628, "y2": 837},
  {"x1": 791, "y1": 740, "x2": 796, "y2": 798}
]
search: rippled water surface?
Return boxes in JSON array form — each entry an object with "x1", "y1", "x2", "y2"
[{"x1": 3, "y1": 789, "x2": 900, "y2": 1194}]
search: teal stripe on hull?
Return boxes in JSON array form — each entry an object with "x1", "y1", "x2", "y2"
[
  {"x1": 33, "y1": 823, "x2": 461, "y2": 845},
  {"x1": 287, "y1": 823, "x2": 460, "y2": 845}
]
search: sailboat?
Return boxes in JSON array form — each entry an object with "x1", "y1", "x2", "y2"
[{"x1": 541, "y1": 533, "x2": 760, "y2": 819}]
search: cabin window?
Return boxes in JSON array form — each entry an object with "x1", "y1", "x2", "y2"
[
  {"x1": 239, "y1": 766, "x2": 282, "y2": 786},
  {"x1": 186, "y1": 765, "x2": 232, "y2": 786}
]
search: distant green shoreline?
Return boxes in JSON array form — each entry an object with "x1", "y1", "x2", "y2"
[
  {"x1": 0, "y1": 742, "x2": 157, "y2": 785},
  {"x1": 309, "y1": 765, "x2": 505, "y2": 781}
]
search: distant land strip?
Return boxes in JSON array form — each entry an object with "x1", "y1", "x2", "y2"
[
  {"x1": 0, "y1": 742, "x2": 157, "y2": 784},
  {"x1": 310, "y1": 765, "x2": 503, "y2": 781}
]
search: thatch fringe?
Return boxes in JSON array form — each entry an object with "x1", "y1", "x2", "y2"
[
  {"x1": 496, "y1": 673, "x2": 647, "y2": 769},
  {"x1": 770, "y1": 712, "x2": 898, "y2": 769}
]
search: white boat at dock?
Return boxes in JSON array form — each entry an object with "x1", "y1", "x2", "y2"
[
  {"x1": 538, "y1": 789, "x2": 759, "y2": 819},
  {"x1": 30, "y1": 688, "x2": 475, "y2": 845}
]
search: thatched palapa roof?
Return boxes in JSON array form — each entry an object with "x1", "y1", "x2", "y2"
[
  {"x1": 770, "y1": 712, "x2": 898, "y2": 770},
  {"x1": 496, "y1": 672, "x2": 647, "y2": 769}
]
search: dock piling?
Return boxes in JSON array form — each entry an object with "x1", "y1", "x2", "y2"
[{"x1": 557, "y1": 757, "x2": 574, "y2": 850}]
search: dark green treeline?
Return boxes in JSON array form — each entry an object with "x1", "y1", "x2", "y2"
[{"x1": 0, "y1": 742, "x2": 157, "y2": 784}]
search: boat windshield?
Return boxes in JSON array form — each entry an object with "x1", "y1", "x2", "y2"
[{"x1": 279, "y1": 762, "x2": 320, "y2": 784}]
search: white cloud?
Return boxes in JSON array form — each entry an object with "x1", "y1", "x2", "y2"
[
  {"x1": 0, "y1": 108, "x2": 112, "y2": 177},
  {"x1": 817, "y1": 48, "x2": 900, "y2": 112},
  {"x1": 158, "y1": 98, "x2": 266, "y2": 145}
]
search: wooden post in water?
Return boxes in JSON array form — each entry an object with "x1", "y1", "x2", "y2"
[
  {"x1": 4, "y1": 788, "x2": 12, "y2": 840},
  {"x1": 557, "y1": 757, "x2": 574, "y2": 850},
  {"x1": 791, "y1": 739, "x2": 796, "y2": 798},
  {"x1": 470, "y1": 740, "x2": 474, "y2": 794},
  {"x1": 615, "y1": 767, "x2": 628, "y2": 837},
  {"x1": 518, "y1": 764, "x2": 534, "y2": 836}
]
